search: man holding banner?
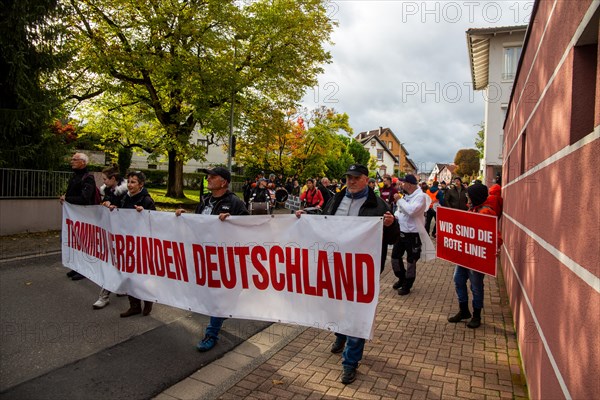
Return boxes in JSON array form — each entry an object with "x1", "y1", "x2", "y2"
[
  {"x1": 175, "y1": 167, "x2": 249, "y2": 351},
  {"x1": 60, "y1": 152, "x2": 98, "y2": 281},
  {"x1": 296, "y1": 164, "x2": 399, "y2": 385},
  {"x1": 446, "y1": 183, "x2": 499, "y2": 329}
]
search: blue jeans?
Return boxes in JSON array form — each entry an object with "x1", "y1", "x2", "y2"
[
  {"x1": 335, "y1": 333, "x2": 365, "y2": 369},
  {"x1": 205, "y1": 316, "x2": 226, "y2": 338},
  {"x1": 453, "y1": 265, "x2": 485, "y2": 309}
]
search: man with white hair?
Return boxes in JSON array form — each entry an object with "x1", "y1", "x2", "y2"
[{"x1": 60, "y1": 152, "x2": 97, "y2": 281}]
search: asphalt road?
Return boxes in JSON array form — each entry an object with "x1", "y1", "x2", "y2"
[{"x1": 0, "y1": 254, "x2": 269, "y2": 400}]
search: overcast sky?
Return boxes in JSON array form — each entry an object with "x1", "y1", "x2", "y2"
[{"x1": 301, "y1": 0, "x2": 533, "y2": 172}]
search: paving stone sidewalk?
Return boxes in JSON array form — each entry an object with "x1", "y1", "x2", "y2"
[{"x1": 159, "y1": 255, "x2": 528, "y2": 400}]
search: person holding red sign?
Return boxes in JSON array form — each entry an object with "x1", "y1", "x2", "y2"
[{"x1": 448, "y1": 183, "x2": 496, "y2": 329}]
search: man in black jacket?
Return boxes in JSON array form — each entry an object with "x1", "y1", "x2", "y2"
[
  {"x1": 60, "y1": 152, "x2": 97, "y2": 281},
  {"x1": 296, "y1": 164, "x2": 399, "y2": 385},
  {"x1": 175, "y1": 167, "x2": 248, "y2": 352},
  {"x1": 445, "y1": 177, "x2": 468, "y2": 210}
]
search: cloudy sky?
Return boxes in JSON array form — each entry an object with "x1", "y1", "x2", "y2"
[{"x1": 301, "y1": 0, "x2": 533, "y2": 172}]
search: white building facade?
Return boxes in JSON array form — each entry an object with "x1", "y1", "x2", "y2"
[
  {"x1": 130, "y1": 129, "x2": 229, "y2": 173},
  {"x1": 359, "y1": 135, "x2": 399, "y2": 177},
  {"x1": 467, "y1": 25, "x2": 527, "y2": 186}
]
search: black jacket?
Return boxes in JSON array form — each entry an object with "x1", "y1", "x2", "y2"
[
  {"x1": 250, "y1": 187, "x2": 270, "y2": 203},
  {"x1": 101, "y1": 178, "x2": 128, "y2": 206},
  {"x1": 121, "y1": 188, "x2": 156, "y2": 211},
  {"x1": 445, "y1": 186, "x2": 468, "y2": 210},
  {"x1": 65, "y1": 168, "x2": 97, "y2": 205},
  {"x1": 317, "y1": 183, "x2": 334, "y2": 205},
  {"x1": 322, "y1": 187, "x2": 400, "y2": 272},
  {"x1": 195, "y1": 191, "x2": 248, "y2": 216}
]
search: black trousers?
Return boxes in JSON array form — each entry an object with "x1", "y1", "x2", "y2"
[
  {"x1": 425, "y1": 208, "x2": 436, "y2": 236},
  {"x1": 391, "y1": 232, "x2": 422, "y2": 288}
]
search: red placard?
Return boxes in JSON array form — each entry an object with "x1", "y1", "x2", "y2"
[{"x1": 436, "y1": 207, "x2": 498, "y2": 277}]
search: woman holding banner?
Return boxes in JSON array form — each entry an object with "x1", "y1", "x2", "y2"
[
  {"x1": 92, "y1": 165, "x2": 128, "y2": 310},
  {"x1": 109, "y1": 171, "x2": 157, "y2": 318},
  {"x1": 447, "y1": 183, "x2": 497, "y2": 329}
]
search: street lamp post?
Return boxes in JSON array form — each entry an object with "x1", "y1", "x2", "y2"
[{"x1": 227, "y1": 44, "x2": 237, "y2": 171}]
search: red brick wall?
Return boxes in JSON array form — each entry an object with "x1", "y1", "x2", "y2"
[{"x1": 501, "y1": 1, "x2": 600, "y2": 399}]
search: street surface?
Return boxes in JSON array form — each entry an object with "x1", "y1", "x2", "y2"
[{"x1": 0, "y1": 254, "x2": 269, "y2": 399}]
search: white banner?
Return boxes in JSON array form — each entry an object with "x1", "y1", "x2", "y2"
[{"x1": 62, "y1": 203, "x2": 383, "y2": 339}]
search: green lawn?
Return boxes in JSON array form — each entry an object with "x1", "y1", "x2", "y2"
[
  {"x1": 146, "y1": 188, "x2": 245, "y2": 212},
  {"x1": 146, "y1": 188, "x2": 200, "y2": 205}
]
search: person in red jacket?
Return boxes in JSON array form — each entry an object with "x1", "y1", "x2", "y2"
[
  {"x1": 448, "y1": 183, "x2": 499, "y2": 329},
  {"x1": 487, "y1": 178, "x2": 503, "y2": 218},
  {"x1": 300, "y1": 178, "x2": 324, "y2": 208}
]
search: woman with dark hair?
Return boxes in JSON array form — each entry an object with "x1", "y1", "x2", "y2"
[
  {"x1": 300, "y1": 178, "x2": 324, "y2": 208},
  {"x1": 99, "y1": 165, "x2": 128, "y2": 207},
  {"x1": 108, "y1": 171, "x2": 157, "y2": 317},
  {"x1": 92, "y1": 165, "x2": 129, "y2": 310}
]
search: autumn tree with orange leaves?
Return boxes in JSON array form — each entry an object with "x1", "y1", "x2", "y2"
[{"x1": 236, "y1": 105, "x2": 353, "y2": 179}]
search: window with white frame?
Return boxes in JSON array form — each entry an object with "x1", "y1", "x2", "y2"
[
  {"x1": 503, "y1": 46, "x2": 522, "y2": 80},
  {"x1": 377, "y1": 149, "x2": 384, "y2": 161}
]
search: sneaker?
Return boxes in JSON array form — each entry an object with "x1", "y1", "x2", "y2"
[
  {"x1": 92, "y1": 296, "x2": 110, "y2": 309},
  {"x1": 398, "y1": 287, "x2": 411, "y2": 296},
  {"x1": 340, "y1": 367, "x2": 357, "y2": 384},
  {"x1": 71, "y1": 272, "x2": 86, "y2": 281},
  {"x1": 196, "y1": 335, "x2": 217, "y2": 352},
  {"x1": 330, "y1": 337, "x2": 346, "y2": 354},
  {"x1": 66, "y1": 270, "x2": 77, "y2": 278}
]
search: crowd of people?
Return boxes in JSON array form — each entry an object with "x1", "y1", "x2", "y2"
[{"x1": 60, "y1": 151, "x2": 503, "y2": 385}]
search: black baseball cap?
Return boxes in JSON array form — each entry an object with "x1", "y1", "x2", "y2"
[
  {"x1": 400, "y1": 174, "x2": 418, "y2": 185},
  {"x1": 345, "y1": 164, "x2": 369, "y2": 177},
  {"x1": 201, "y1": 167, "x2": 231, "y2": 183}
]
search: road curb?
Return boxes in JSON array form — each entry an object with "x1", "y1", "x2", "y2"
[{"x1": 156, "y1": 323, "x2": 308, "y2": 400}]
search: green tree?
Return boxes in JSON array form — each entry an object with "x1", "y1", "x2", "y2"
[
  {"x1": 454, "y1": 148, "x2": 480, "y2": 177},
  {"x1": 474, "y1": 122, "x2": 485, "y2": 159},
  {"x1": 347, "y1": 139, "x2": 371, "y2": 166},
  {"x1": 0, "y1": 0, "x2": 72, "y2": 169},
  {"x1": 236, "y1": 106, "x2": 352, "y2": 179},
  {"x1": 61, "y1": 0, "x2": 334, "y2": 197}
]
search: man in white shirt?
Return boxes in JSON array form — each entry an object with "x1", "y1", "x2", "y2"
[{"x1": 391, "y1": 174, "x2": 428, "y2": 295}]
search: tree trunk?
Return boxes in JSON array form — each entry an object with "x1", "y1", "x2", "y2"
[{"x1": 166, "y1": 149, "x2": 185, "y2": 198}]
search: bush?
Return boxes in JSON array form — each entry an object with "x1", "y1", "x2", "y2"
[
  {"x1": 55, "y1": 163, "x2": 105, "y2": 172},
  {"x1": 137, "y1": 169, "x2": 168, "y2": 187}
]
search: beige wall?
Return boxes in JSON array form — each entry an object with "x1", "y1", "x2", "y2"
[{"x1": 0, "y1": 199, "x2": 63, "y2": 235}]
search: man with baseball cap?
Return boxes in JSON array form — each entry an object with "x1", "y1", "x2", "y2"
[
  {"x1": 296, "y1": 163, "x2": 399, "y2": 384},
  {"x1": 391, "y1": 174, "x2": 428, "y2": 295},
  {"x1": 175, "y1": 166, "x2": 248, "y2": 351}
]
